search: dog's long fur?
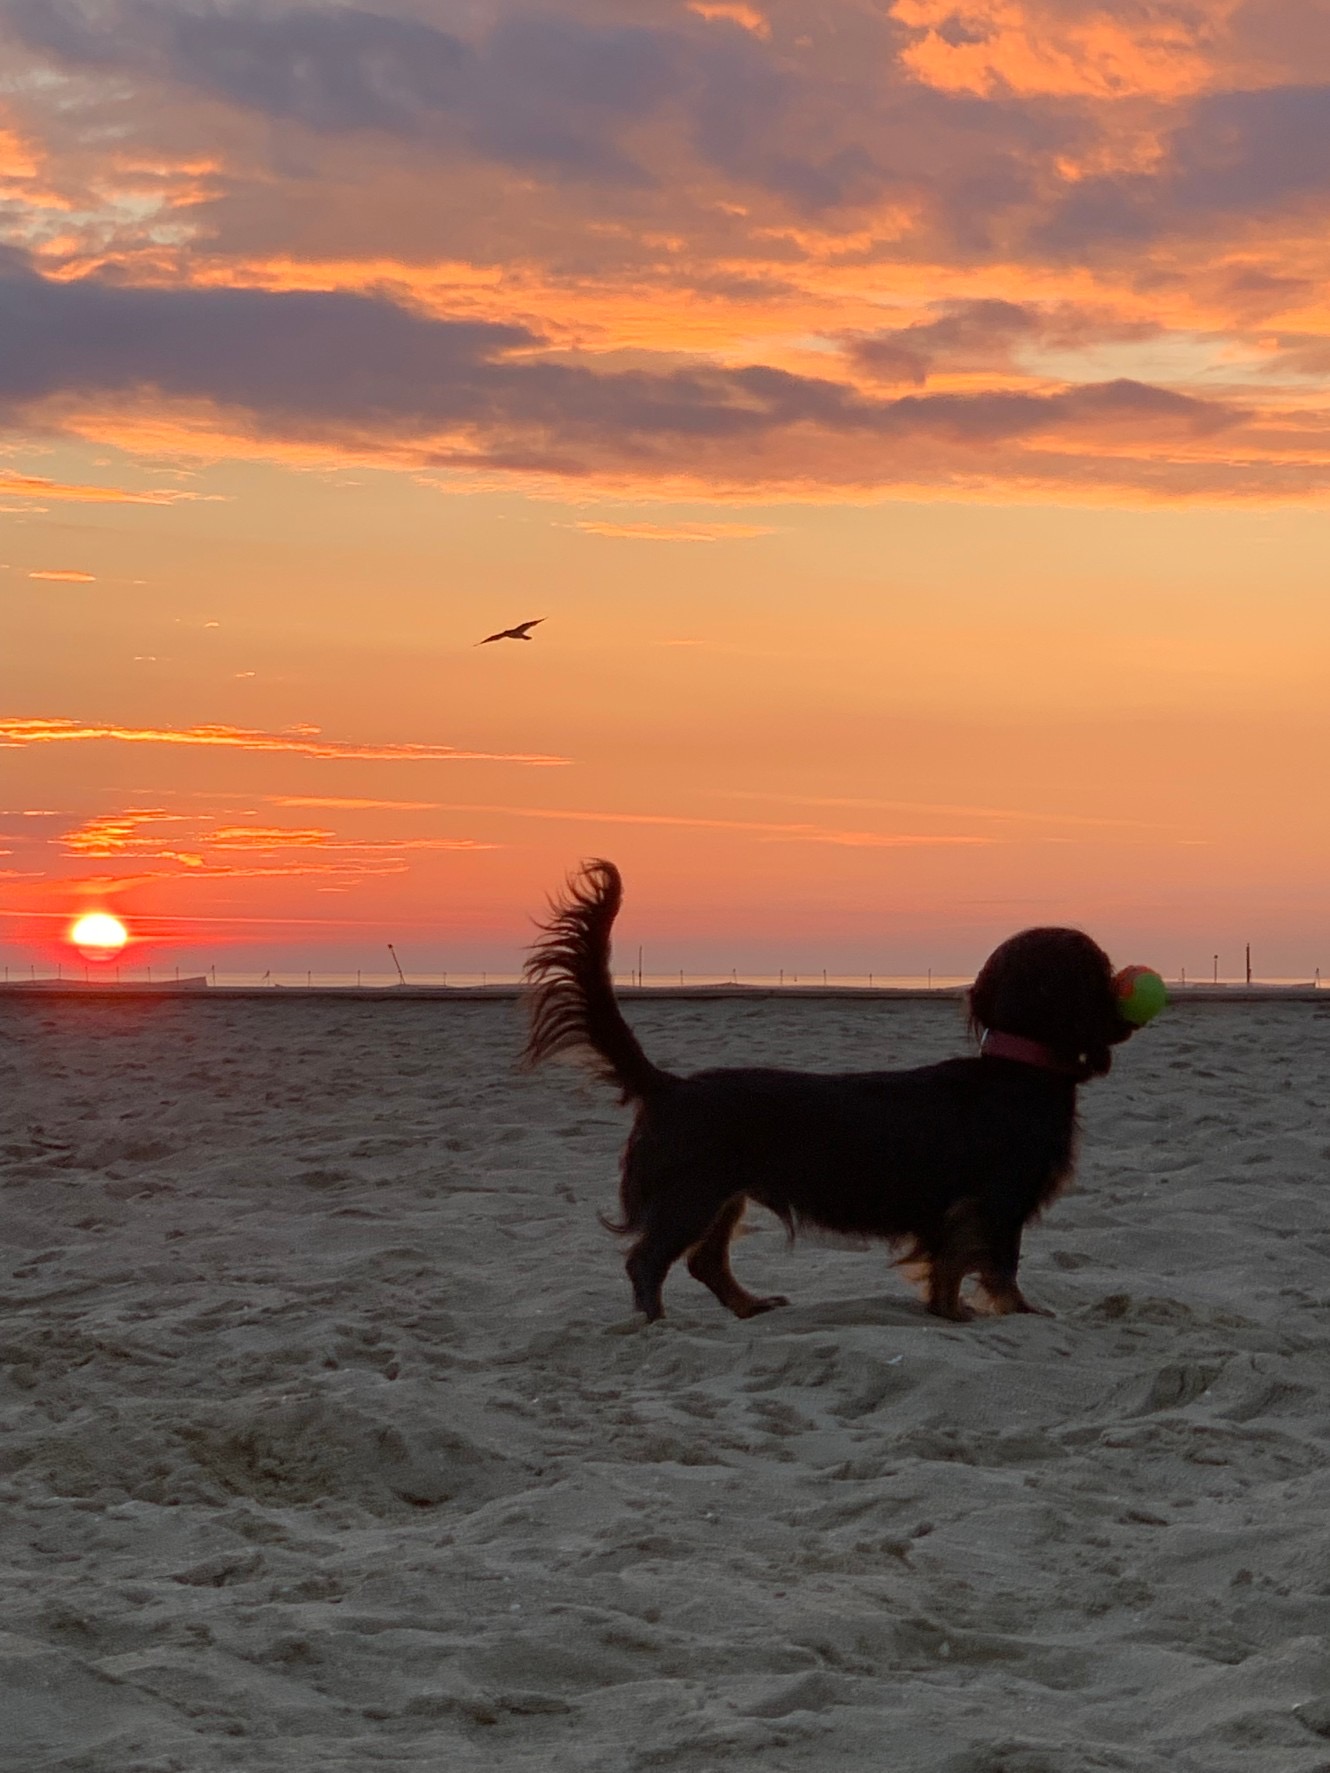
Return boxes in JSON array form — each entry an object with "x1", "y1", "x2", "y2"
[{"x1": 524, "y1": 860, "x2": 1135, "y2": 1323}]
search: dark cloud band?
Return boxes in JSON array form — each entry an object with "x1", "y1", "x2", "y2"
[{"x1": 0, "y1": 252, "x2": 1241, "y2": 484}]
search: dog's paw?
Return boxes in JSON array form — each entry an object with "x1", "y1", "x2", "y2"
[
  {"x1": 928, "y1": 1299, "x2": 976, "y2": 1323},
  {"x1": 973, "y1": 1279, "x2": 1056, "y2": 1319},
  {"x1": 735, "y1": 1293, "x2": 790, "y2": 1318},
  {"x1": 992, "y1": 1291, "x2": 1055, "y2": 1318}
]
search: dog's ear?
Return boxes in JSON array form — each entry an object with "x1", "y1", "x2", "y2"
[{"x1": 971, "y1": 928, "x2": 1130, "y2": 1079}]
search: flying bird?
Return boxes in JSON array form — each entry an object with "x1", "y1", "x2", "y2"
[{"x1": 476, "y1": 618, "x2": 544, "y2": 646}]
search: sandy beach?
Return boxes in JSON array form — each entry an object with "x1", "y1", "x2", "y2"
[{"x1": 3, "y1": 991, "x2": 1329, "y2": 1772}]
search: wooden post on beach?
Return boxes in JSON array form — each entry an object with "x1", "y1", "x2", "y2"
[
  {"x1": 1245, "y1": 944, "x2": 1251, "y2": 986},
  {"x1": 1213, "y1": 955, "x2": 1218, "y2": 984},
  {"x1": 388, "y1": 944, "x2": 406, "y2": 985}
]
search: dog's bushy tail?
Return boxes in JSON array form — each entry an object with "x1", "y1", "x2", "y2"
[{"x1": 523, "y1": 859, "x2": 668, "y2": 1104}]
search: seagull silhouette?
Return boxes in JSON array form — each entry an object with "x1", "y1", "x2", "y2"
[{"x1": 476, "y1": 618, "x2": 544, "y2": 646}]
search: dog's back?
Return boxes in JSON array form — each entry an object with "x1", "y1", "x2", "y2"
[{"x1": 622, "y1": 1056, "x2": 1077, "y2": 1247}]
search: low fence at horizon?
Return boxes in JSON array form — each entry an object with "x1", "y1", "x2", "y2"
[{"x1": 2, "y1": 964, "x2": 1324, "y2": 991}]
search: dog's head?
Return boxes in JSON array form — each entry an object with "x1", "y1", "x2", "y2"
[{"x1": 969, "y1": 927, "x2": 1135, "y2": 1081}]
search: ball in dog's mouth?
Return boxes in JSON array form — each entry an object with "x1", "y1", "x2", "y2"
[{"x1": 1114, "y1": 965, "x2": 1167, "y2": 1027}]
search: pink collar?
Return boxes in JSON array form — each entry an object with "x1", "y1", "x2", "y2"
[{"x1": 980, "y1": 1029, "x2": 1078, "y2": 1076}]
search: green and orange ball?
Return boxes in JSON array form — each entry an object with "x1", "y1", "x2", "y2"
[{"x1": 1114, "y1": 964, "x2": 1167, "y2": 1027}]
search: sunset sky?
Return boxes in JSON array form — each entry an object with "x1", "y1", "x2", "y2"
[{"x1": 2, "y1": 0, "x2": 1327, "y2": 981}]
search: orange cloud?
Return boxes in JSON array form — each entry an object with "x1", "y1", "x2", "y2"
[
  {"x1": 208, "y1": 825, "x2": 334, "y2": 850},
  {"x1": 891, "y1": 1, "x2": 1217, "y2": 99},
  {"x1": 688, "y1": 2, "x2": 771, "y2": 39},
  {"x1": 209, "y1": 827, "x2": 490, "y2": 854},
  {"x1": 0, "y1": 474, "x2": 193, "y2": 505},
  {"x1": 27, "y1": 569, "x2": 96, "y2": 582},
  {"x1": 62, "y1": 809, "x2": 186, "y2": 857},
  {"x1": 0, "y1": 717, "x2": 568, "y2": 766},
  {"x1": 0, "y1": 125, "x2": 39, "y2": 181},
  {"x1": 53, "y1": 809, "x2": 498, "y2": 888},
  {"x1": 569, "y1": 519, "x2": 776, "y2": 541},
  {"x1": 426, "y1": 801, "x2": 993, "y2": 849},
  {"x1": 725, "y1": 792, "x2": 1165, "y2": 831},
  {"x1": 268, "y1": 796, "x2": 439, "y2": 811}
]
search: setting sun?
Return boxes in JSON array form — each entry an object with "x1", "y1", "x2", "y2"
[{"x1": 70, "y1": 912, "x2": 129, "y2": 961}]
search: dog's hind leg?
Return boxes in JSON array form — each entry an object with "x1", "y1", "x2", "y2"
[
  {"x1": 686, "y1": 1197, "x2": 789, "y2": 1319},
  {"x1": 624, "y1": 1194, "x2": 726, "y2": 1322}
]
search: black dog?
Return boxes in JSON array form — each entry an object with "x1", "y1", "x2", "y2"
[{"x1": 524, "y1": 860, "x2": 1138, "y2": 1323}]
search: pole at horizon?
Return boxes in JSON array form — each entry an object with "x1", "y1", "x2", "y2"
[{"x1": 388, "y1": 944, "x2": 406, "y2": 986}]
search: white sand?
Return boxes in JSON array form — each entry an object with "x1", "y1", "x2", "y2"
[{"x1": 2, "y1": 993, "x2": 1329, "y2": 1772}]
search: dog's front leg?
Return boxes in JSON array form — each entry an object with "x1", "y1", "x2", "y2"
[
  {"x1": 974, "y1": 1219, "x2": 1053, "y2": 1317},
  {"x1": 924, "y1": 1258, "x2": 976, "y2": 1321},
  {"x1": 924, "y1": 1199, "x2": 987, "y2": 1320}
]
